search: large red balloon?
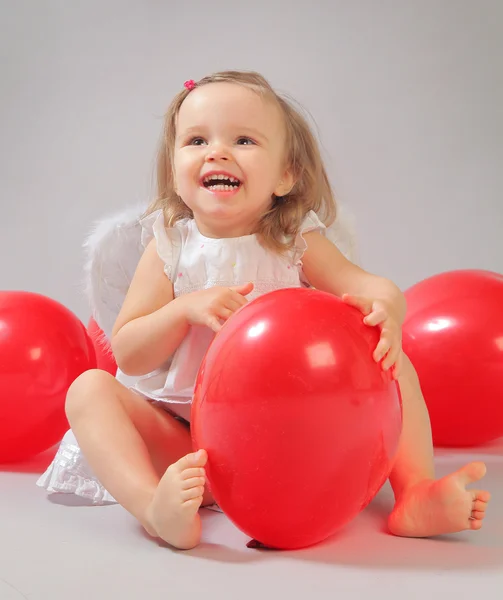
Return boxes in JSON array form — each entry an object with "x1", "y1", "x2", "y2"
[
  {"x1": 0, "y1": 291, "x2": 96, "y2": 463},
  {"x1": 87, "y1": 317, "x2": 117, "y2": 376},
  {"x1": 192, "y1": 288, "x2": 402, "y2": 549},
  {"x1": 403, "y1": 269, "x2": 503, "y2": 447}
]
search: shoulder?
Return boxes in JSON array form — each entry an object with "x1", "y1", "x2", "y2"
[
  {"x1": 299, "y1": 210, "x2": 327, "y2": 235},
  {"x1": 140, "y1": 209, "x2": 191, "y2": 247},
  {"x1": 140, "y1": 209, "x2": 193, "y2": 280},
  {"x1": 295, "y1": 206, "x2": 359, "y2": 264},
  {"x1": 289, "y1": 210, "x2": 327, "y2": 265}
]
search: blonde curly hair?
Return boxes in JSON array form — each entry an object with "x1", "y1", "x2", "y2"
[{"x1": 145, "y1": 71, "x2": 337, "y2": 253}]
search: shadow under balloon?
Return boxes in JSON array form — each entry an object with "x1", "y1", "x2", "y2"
[
  {"x1": 185, "y1": 475, "x2": 503, "y2": 571},
  {"x1": 0, "y1": 445, "x2": 58, "y2": 474},
  {"x1": 20, "y1": 439, "x2": 502, "y2": 572},
  {"x1": 40, "y1": 486, "x2": 503, "y2": 571}
]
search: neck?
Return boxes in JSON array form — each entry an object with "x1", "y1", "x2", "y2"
[{"x1": 194, "y1": 215, "x2": 259, "y2": 239}]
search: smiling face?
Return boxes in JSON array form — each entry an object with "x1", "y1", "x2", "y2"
[{"x1": 173, "y1": 82, "x2": 294, "y2": 237}]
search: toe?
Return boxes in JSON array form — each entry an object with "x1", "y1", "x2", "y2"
[
  {"x1": 181, "y1": 486, "x2": 205, "y2": 501},
  {"x1": 472, "y1": 499, "x2": 488, "y2": 512},
  {"x1": 173, "y1": 450, "x2": 208, "y2": 473},
  {"x1": 191, "y1": 449, "x2": 208, "y2": 467},
  {"x1": 471, "y1": 510, "x2": 486, "y2": 520},
  {"x1": 181, "y1": 468, "x2": 206, "y2": 480},
  {"x1": 458, "y1": 462, "x2": 487, "y2": 485},
  {"x1": 181, "y1": 476, "x2": 205, "y2": 490},
  {"x1": 470, "y1": 519, "x2": 483, "y2": 531},
  {"x1": 474, "y1": 490, "x2": 491, "y2": 503}
]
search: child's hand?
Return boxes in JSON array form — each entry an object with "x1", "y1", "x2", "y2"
[
  {"x1": 183, "y1": 282, "x2": 254, "y2": 333},
  {"x1": 342, "y1": 294, "x2": 403, "y2": 379}
]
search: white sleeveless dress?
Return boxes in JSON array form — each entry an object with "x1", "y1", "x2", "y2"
[
  {"x1": 118, "y1": 209, "x2": 326, "y2": 421},
  {"x1": 37, "y1": 208, "x2": 345, "y2": 504}
]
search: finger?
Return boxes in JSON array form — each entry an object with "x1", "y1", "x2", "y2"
[
  {"x1": 392, "y1": 352, "x2": 403, "y2": 380},
  {"x1": 364, "y1": 309, "x2": 388, "y2": 327},
  {"x1": 373, "y1": 336, "x2": 391, "y2": 363},
  {"x1": 229, "y1": 294, "x2": 248, "y2": 309},
  {"x1": 205, "y1": 315, "x2": 222, "y2": 333},
  {"x1": 230, "y1": 282, "x2": 254, "y2": 296},
  {"x1": 217, "y1": 307, "x2": 234, "y2": 321},
  {"x1": 342, "y1": 294, "x2": 373, "y2": 316},
  {"x1": 381, "y1": 334, "x2": 401, "y2": 367},
  {"x1": 382, "y1": 344, "x2": 401, "y2": 371}
]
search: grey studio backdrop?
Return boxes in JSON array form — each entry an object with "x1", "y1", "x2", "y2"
[
  {"x1": 1, "y1": 1, "x2": 502, "y2": 322},
  {"x1": 1, "y1": 4, "x2": 503, "y2": 600}
]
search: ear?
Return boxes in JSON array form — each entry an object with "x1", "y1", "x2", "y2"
[{"x1": 274, "y1": 168, "x2": 296, "y2": 197}]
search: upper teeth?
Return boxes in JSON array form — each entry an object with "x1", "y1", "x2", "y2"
[{"x1": 204, "y1": 174, "x2": 239, "y2": 184}]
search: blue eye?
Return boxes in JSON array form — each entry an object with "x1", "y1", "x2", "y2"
[{"x1": 236, "y1": 137, "x2": 255, "y2": 145}]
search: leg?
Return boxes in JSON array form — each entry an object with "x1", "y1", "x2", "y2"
[
  {"x1": 387, "y1": 354, "x2": 491, "y2": 537},
  {"x1": 65, "y1": 369, "x2": 210, "y2": 549}
]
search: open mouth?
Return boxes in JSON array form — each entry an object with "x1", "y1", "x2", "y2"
[{"x1": 202, "y1": 174, "x2": 242, "y2": 192}]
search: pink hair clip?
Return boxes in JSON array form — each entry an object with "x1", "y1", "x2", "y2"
[{"x1": 184, "y1": 80, "x2": 196, "y2": 91}]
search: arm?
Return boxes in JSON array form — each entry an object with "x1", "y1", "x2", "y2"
[
  {"x1": 301, "y1": 231, "x2": 406, "y2": 323},
  {"x1": 110, "y1": 239, "x2": 189, "y2": 377},
  {"x1": 302, "y1": 231, "x2": 406, "y2": 377}
]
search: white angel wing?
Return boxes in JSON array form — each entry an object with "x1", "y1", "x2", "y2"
[
  {"x1": 83, "y1": 202, "x2": 359, "y2": 341},
  {"x1": 83, "y1": 202, "x2": 360, "y2": 340},
  {"x1": 325, "y1": 202, "x2": 360, "y2": 265},
  {"x1": 83, "y1": 203, "x2": 147, "y2": 340}
]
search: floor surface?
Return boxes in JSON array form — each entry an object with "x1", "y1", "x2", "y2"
[{"x1": 1, "y1": 440, "x2": 502, "y2": 600}]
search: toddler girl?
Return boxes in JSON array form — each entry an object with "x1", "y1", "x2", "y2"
[{"x1": 64, "y1": 71, "x2": 490, "y2": 550}]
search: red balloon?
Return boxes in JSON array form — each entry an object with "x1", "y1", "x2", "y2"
[
  {"x1": 0, "y1": 291, "x2": 96, "y2": 463},
  {"x1": 192, "y1": 288, "x2": 402, "y2": 549},
  {"x1": 87, "y1": 317, "x2": 117, "y2": 376},
  {"x1": 403, "y1": 270, "x2": 503, "y2": 447}
]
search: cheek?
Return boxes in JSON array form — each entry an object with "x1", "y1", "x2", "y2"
[
  {"x1": 174, "y1": 153, "x2": 189, "y2": 173},
  {"x1": 174, "y1": 154, "x2": 198, "y2": 186},
  {"x1": 251, "y1": 165, "x2": 283, "y2": 194},
  {"x1": 243, "y1": 154, "x2": 277, "y2": 185}
]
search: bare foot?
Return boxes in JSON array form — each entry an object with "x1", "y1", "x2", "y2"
[
  {"x1": 388, "y1": 462, "x2": 491, "y2": 537},
  {"x1": 145, "y1": 449, "x2": 208, "y2": 550}
]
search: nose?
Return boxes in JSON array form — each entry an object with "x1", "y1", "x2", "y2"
[{"x1": 205, "y1": 143, "x2": 231, "y2": 162}]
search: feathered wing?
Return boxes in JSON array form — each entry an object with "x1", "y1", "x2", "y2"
[
  {"x1": 83, "y1": 202, "x2": 359, "y2": 340},
  {"x1": 325, "y1": 203, "x2": 360, "y2": 265},
  {"x1": 83, "y1": 203, "x2": 146, "y2": 339}
]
